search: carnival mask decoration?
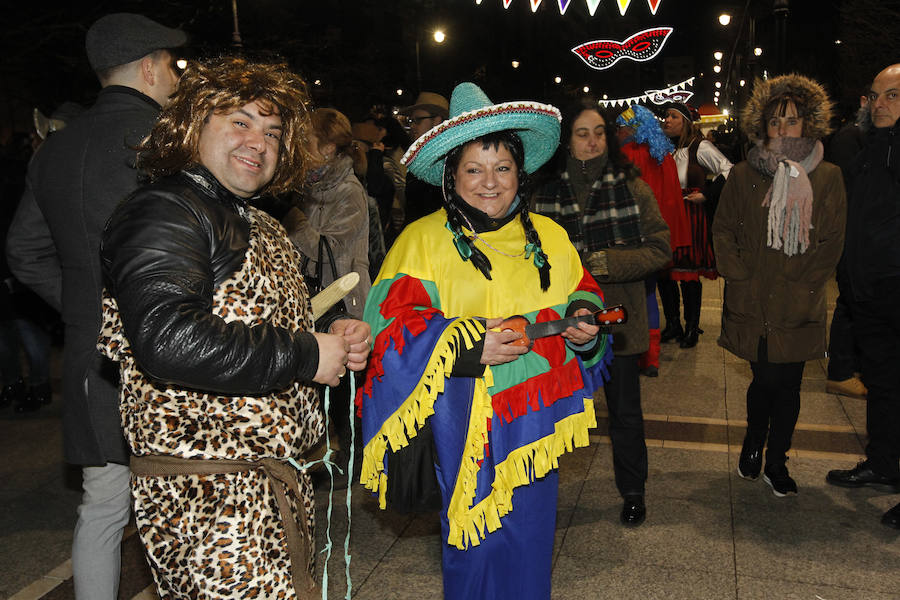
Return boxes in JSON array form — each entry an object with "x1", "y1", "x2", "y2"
[
  {"x1": 647, "y1": 89, "x2": 694, "y2": 105},
  {"x1": 571, "y1": 27, "x2": 673, "y2": 71}
]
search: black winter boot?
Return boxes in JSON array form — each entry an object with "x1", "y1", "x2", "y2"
[
  {"x1": 679, "y1": 281, "x2": 703, "y2": 349},
  {"x1": 658, "y1": 279, "x2": 684, "y2": 343}
]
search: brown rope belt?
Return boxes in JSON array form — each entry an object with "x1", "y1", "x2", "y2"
[{"x1": 130, "y1": 454, "x2": 320, "y2": 600}]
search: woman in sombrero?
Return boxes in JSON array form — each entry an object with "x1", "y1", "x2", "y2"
[{"x1": 357, "y1": 82, "x2": 614, "y2": 599}]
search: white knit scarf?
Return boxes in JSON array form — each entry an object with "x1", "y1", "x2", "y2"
[{"x1": 748, "y1": 137, "x2": 823, "y2": 257}]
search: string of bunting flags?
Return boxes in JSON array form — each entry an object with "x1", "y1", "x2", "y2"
[
  {"x1": 597, "y1": 77, "x2": 694, "y2": 108},
  {"x1": 480, "y1": 0, "x2": 663, "y2": 16}
]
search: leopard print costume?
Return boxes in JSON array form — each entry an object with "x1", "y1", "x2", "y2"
[{"x1": 99, "y1": 205, "x2": 325, "y2": 599}]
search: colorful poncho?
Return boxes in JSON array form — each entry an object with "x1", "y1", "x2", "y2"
[{"x1": 358, "y1": 209, "x2": 612, "y2": 555}]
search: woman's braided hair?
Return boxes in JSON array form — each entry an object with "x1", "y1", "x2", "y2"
[{"x1": 442, "y1": 130, "x2": 552, "y2": 291}]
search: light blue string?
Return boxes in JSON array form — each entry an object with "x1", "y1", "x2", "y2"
[
  {"x1": 287, "y1": 373, "x2": 355, "y2": 599},
  {"x1": 343, "y1": 373, "x2": 355, "y2": 599}
]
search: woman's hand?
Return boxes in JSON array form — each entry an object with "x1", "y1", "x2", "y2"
[
  {"x1": 312, "y1": 332, "x2": 350, "y2": 387},
  {"x1": 480, "y1": 318, "x2": 529, "y2": 365},
  {"x1": 329, "y1": 318, "x2": 372, "y2": 371},
  {"x1": 560, "y1": 308, "x2": 600, "y2": 346},
  {"x1": 684, "y1": 191, "x2": 706, "y2": 204}
]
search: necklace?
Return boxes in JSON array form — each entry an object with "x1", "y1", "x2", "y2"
[{"x1": 456, "y1": 210, "x2": 525, "y2": 258}]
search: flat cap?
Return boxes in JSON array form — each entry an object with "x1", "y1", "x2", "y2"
[{"x1": 86, "y1": 13, "x2": 187, "y2": 72}]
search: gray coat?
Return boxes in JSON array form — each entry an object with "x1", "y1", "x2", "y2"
[
  {"x1": 6, "y1": 86, "x2": 160, "y2": 465},
  {"x1": 584, "y1": 179, "x2": 672, "y2": 355},
  {"x1": 282, "y1": 156, "x2": 371, "y2": 319}
]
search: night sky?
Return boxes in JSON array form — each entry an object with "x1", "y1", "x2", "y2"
[{"x1": 2, "y1": 0, "x2": 896, "y2": 134}]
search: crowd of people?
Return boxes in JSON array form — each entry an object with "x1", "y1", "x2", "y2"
[{"x1": 2, "y1": 9, "x2": 899, "y2": 600}]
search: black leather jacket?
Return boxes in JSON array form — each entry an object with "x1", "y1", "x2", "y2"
[{"x1": 100, "y1": 167, "x2": 320, "y2": 395}]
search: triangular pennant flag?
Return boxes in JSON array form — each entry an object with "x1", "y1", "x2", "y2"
[
  {"x1": 503, "y1": 0, "x2": 513, "y2": 8},
  {"x1": 617, "y1": 0, "x2": 631, "y2": 15},
  {"x1": 647, "y1": 0, "x2": 662, "y2": 14},
  {"x1": 586, "y1": 0, "x2": 602, "y2": 16},
  {"x1": 558, "y1": 0, "x2": 572, "y2": 14},
  {"x1": 531, "y1": 0, "x2": 542, "y2": 10}
]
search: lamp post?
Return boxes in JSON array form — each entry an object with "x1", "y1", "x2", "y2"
[
  {"x1": 230, "y1": 0, "x2": 243, "y2": 48},
  {"x1": 773, "y1": 0, "x2": 789, "y2": 74},
  {"x1": 415, "y1": 29, "x2": 446, "y2": 90}
]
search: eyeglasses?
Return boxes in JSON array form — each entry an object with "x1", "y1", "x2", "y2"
[{"x1": 409, "y1": 115, "x2": 436, "y2": 125}]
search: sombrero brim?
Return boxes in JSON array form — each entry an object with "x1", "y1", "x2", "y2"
[{"x1": 401, "y1": 101, "x2": 562, "y2": 186}]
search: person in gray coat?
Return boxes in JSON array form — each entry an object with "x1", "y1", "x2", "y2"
[
  {"x1": 533, "y1": 99, "x2": 671, "y2": 526},
  {"x1": 5, "y1": 13, "x2": 185, "y2": 599}
]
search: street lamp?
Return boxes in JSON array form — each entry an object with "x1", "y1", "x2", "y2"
[
  {"x1": 713, "y1": 65, "x2": 722, "y2": 73},
  {"x1": 231, "y1": 0, "x2": 243, "y2": 47},
  {"x1": 416, "y1": 29, "x2": 447, "y2": 89},
  {"x1": 754, "y1": 47, "x2": 763, "y2": 56},
  {"x1": 718, "y1": 13, "x2": 732, "y2": 26},
  {"x1": 554, "y1": 76, "x2": 562, "y2": 84},
  {"x1": 583, "y1": 86, "x2": 590, "y2": 93},
  {"x1": 714, "y1": 51, "x2": 724, "y2": 61},
  {"x1": 511, "y1": 60, "x2": 520, "y2": 69}
]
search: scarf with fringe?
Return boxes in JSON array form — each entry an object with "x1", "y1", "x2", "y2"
[{"x1": 747, "y1": 137, "x2": 823, "y2": 256}]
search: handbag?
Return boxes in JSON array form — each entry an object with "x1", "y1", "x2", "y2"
[{"x1": 300, "y1": 236, "x2": 347, "y2": 315}]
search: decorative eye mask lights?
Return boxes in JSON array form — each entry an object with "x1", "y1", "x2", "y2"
[{"x1": 572, "y1": 27, "x2": 673, "y2": 70}]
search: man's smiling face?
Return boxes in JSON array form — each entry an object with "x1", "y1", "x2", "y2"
[{"x1": 197, "y1": 100, "x2": 283, "y2": 198}]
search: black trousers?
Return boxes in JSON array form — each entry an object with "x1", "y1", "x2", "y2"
[
  {"x1": 602, "y1": 353, "x2": 647, "y2": 496},
  {"x1": 853, "y1": 296, "x2": 900, "y2": 478},
  {"x1": 827, "y1": 291, "x2": 859, "y2": 381},
  {"x1": 746, "y1": 338, "x2": 805, "y2": 466}
]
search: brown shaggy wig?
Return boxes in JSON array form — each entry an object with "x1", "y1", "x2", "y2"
[{"x1": 137, "y1": 56, "x2": 315, "y2": 196}]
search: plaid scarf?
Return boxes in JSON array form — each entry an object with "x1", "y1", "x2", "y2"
[{"x1": 533, "y1": 162, "x2": 642, "y2": 252}]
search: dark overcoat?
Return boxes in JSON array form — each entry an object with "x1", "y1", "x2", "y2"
[
  {"x1": 6, "y1": 86, "x2": 160, "y2": 465},
  {"x1": 713, "y1": 160, "x2": 846, "y2": 363}
]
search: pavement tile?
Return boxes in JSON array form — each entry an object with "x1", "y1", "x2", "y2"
[
  {"x1": 551, "y1": 555, "x2": 737, "y2": 600},
  {"x1": 732, "y1": 500, "x2": 900, "y2": 595},
  {"x1": 559, "y1": 496, "x2": 736, "y2": 575},
  {"x1": 737, "y1": 575, "x2": 900, "y2": 600}
]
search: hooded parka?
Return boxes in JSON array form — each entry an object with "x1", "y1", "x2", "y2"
[{"x1": 713, "y1": 73, "x2": 846, "y2": 363}]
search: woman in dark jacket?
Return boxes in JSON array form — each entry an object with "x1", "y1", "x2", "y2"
[
  {"x1": 533, "y1": 98, "x2": 671, "y2": 525},
  {"x1": 713, "y1": 73, "x2": 846, "y2": 496}
]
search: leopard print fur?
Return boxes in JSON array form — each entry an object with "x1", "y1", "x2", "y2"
[{"x1": 99, "y1": 207, "x2": 325, "y2": 599}]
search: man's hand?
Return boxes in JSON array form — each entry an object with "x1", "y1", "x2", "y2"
[
  {"x1": 560, "y1": 308, "x2": 600, "y2": 346},
  {"x1": 329, "y1": 318, "x2": 372, "y2": 371},
  {"x1": 312, "y1": 332, "x2": 350, "y2": 387},
  {"x1": 480, "y1": 318, "x2": 529, "y2": 365}
]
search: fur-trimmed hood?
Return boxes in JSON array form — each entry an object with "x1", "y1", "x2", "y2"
[{"x1": 740, "y1": 73, "x2": 834, "y2": 144}]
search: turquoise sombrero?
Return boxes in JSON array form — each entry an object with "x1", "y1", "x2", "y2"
[{"x1": 401, "y1": 82, "x2": 562, "y2": 186}]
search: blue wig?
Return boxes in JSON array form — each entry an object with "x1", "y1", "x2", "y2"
[{"x1": 616, "y1": 104, "x2": 674, "y2": 164}]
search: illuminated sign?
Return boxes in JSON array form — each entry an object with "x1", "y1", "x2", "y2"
[{"x1": 572, "y1": 27, "x2": 673, "y2": 70}]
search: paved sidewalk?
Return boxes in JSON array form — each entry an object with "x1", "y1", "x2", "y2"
[{"x1": 2, "y1": 279, "x2": 898, "y2": 599}]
